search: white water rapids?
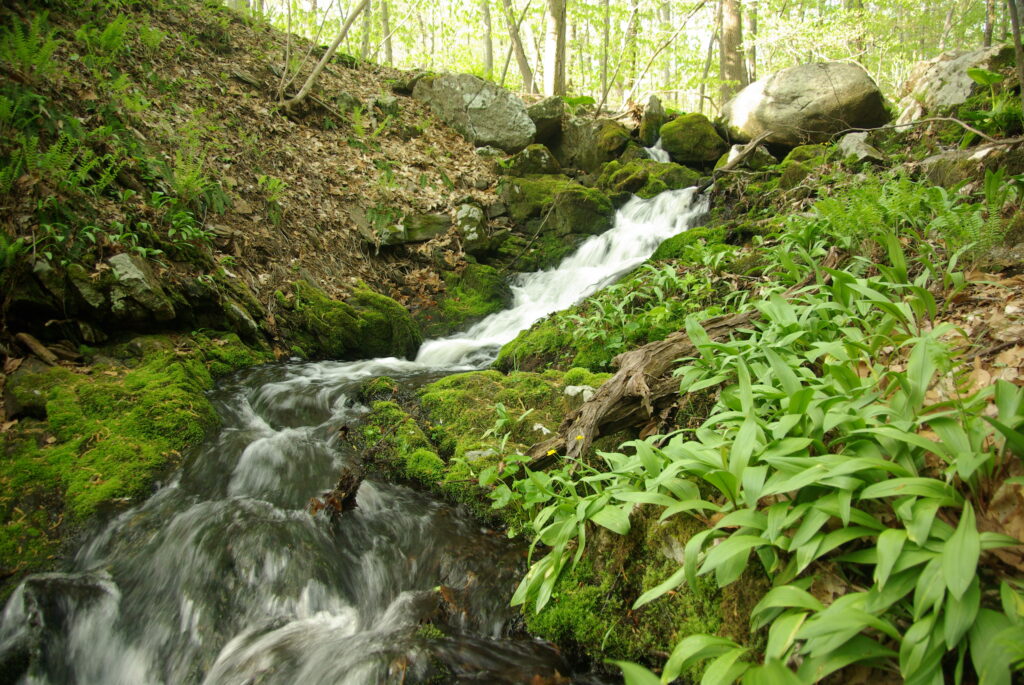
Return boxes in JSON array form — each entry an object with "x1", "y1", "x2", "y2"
[{"x1": 0, "y1": 186, "x2": 706, "y2": 684}]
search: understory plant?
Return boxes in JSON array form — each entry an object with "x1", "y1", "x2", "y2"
[{"x1": 487, "y1": 173, "x2": 1024, "y2": 683}]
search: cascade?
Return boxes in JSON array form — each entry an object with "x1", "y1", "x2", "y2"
[{"x1": 0, "y1": 185, "x2": 706, "y2": 684}]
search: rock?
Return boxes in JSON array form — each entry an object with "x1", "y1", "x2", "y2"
[
  {"x1": 564, "y1": 384, "x2": 596, "y2": 410},
  {"x1": 659, "y1": 113, "x2": 729, "y2": 166},
  {"x1": 455, "y1": 204, "x2": 489, "y2": 256},
  {"x1": 781, "y1": 144, "x2": 829, "y2": 165},
  {"x1": 499, "y1": 144, "x2": 561, "y2": 176},
  {"x1": 413, "y1": 73, "x2": 535, "y2": 152},
  {"x1": 3, "y1": 357, "x2": 54, "y2": 419},
  {"x1": 475, "y1": 145, "x2": 506, "y2": 158},
  {"x1": 896, "y1": 44, "x2": 1016, "y2": 124},
  {"x1": 107, "y1": 253, "x2": 176, "y2": 322},
  {"x1": 618, "y1": 142, "x2": 650, "y2": 164},
  {"x1": 66, "y1": 263, "x2": 107, "y2": 311},
  {"x1": 638, "y1": 95, "x2": 666, "y2": 147},
  {"x1": 464, "y1": 449, "x2": 497, "y2": 464},
  {"x1": 497, "y1": 175, "x2": 614, "y2": 236},
  {"x1": 335, "y1": 90, "x2": 362, "y2": 113},
  {"x1": 389, "y1": 70, "x2": 430, "y2": 95},
  {"x1": 553, "y1": 117, "x2": 632, "y2": 174},
  {"x1": 224, "y1": 299, "x2": 261, "y2": 342},
  {"x1": 370, "y1": 94, "x2": 400, "y2": 117},
  {"x1": 837, "y1": 132, "x2": 887, "y2": 164},
  {"x1": 528, "y1": 96, "x2": 564, "y2": 145},
  {"x1": 714, "y1": 144, "x2": 778, "y2": 171},
  {"x1": 597, "y1": 159, "x2": 701, "y2": 205},
  {"x1": 919, "y1": 144, "x2": 1024, "y2": 188},
  {"x1": 403, "y1": 213, "x2": 451, "y2": 242},
  {"x1": 721, "y1": 62, "x2": 890, "y2": 146}
]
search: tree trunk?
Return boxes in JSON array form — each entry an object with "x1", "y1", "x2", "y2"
[
  {"x1": 660, "y1": 2, "x2": 672, "y2": 93},
  {"x1": 543, "y1": 0, "x2": 567, "y2": 95},
  {"x1": 747, "y1": 0, "x2": 757, "y2": 81},
  {"x1": 698, "y1": 3, "x2": 720, "y2": 115},
  {"x1": 281, "y1": 0, "x2": 370, "y2": 109},
  {"x1": 623, "y1": 0, "x2": 640, "y2": 96},
  {"x1": 1008, "y1": 0, "x2": 1024, "y2": 112},
  {"x1": 381, "y1": 0, "x2": 393, "y2": 65},
  {"x1": 719, "y1": 0, "x2": 747, "y2": 104},
  {"x1": 500, "y1": 0, "x2": 535, "y2": 93},
  {"x1": 360, "y1": 0, "x2": 373, "y2": 59},
  {"x1": 985, "y1": 0, "x2": 996, "y2": 46},
  {"x1": 600, "y1": 0, "x2": 610, "y2": 99},
  {"x1": 482, "y1": 0, "x2": 494, "y2": 78}
]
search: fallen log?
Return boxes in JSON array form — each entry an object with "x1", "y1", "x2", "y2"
[{"x1": 527, "y1": 250, "x2": 839, "y2": 470}]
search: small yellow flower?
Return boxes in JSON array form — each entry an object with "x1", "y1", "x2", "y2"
[
  {"x1": 575, "y1": 434, "x2": 584, "y2": 440},
  {"x1": 546, "y1": 449, "x2": 557, "y2": 456}
]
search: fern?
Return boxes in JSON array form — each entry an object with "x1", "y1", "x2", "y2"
[{"x1": 0, "y1": 13, "x2": 60, "y2": 78}]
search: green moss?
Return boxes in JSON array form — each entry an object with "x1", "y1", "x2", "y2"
[
  {"x1": 277, "y1": 281, "x2": 422, "y2": 360},
  {"x1": 596, "y1": 121, "x2": 631, "y2": 158},
  {"x1": 781, "y1": 144, "x2": 828, "y2": 165},
  {"x1": 498, "y1": 144, "x2": 561, "y2": 176},
  {"x1": 358, "y1": 376, "x2": 400, "y2": 403},
  {"x1": 497, "y1": 175, "x2": 614, "y2": 236},
  {"x1": 659, "y1": 114, "x2": 728, "y2": 166},
  {"x1": 418, "y1": 263, "x2": 511, "y2": 337},
  {"x1": 777, "y1": 160, "x2": 812, "y2": 190},
  {"x1": 598, "y1": 159, "x2": 701, "y2": 203},
  {"x1": 650, "y1": 225, "x2": 727, "y2": 262}
]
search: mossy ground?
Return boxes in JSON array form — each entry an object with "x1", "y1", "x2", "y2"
[
  {"x1": 0, "y1": 332, "x2": 271, "y2": 595},
  {"x1": 416, "y1": 262, "x2": 511, "y2": 338},
  {"x1": 598, "y1": 159, "x2": 701, "y2": 205}
]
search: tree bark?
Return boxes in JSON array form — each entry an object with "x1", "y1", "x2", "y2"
[
  {"x1": 719, "y1": 0, "x2": 747, "y2": 104},
  {"x1": 482, "y1": 0, "x2": 494, "y2": 78},
  {"x1": 660, "y1": 2, "x2": 672, "y2": 92},
  {"x1": 381, "y1": 0, "x2": 393, "y2": 65},
  {"x1": 360, "y1": 0, "x2": 373, "y2": 60},
  {"x1": 747, "y1": 0, "x2": 757, "y2": 81},
  {"x1": 281, "y1": 0, "x2": 370, "y2": 109},
  {"x1": 1008, "y1": 0, "x2": 1024, "y2": 113},
  {"x1": 698, "y1": 1, "x2": 721, "y2": 115},
  {"x1": 543, "y1": 0, "x2": 567, "y2": 95},
  {"x1": 500, "y1": 0, "x2": 535, "y2": 93},
  {"x1": 600, "y1": 0, "x2": 610, "y2": 100},
  {"x1": 623, "y1": 0, "x2": 640, "y2": 96},
  {"x1": 985, "y1": 0, "x2": 996, "y2": 46}
]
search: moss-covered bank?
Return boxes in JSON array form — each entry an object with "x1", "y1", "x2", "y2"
[{"x1": 0, "y1": 332, "x2": 271, "y2": 594}]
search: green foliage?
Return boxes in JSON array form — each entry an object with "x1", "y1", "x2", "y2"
[
  {"x1": 257, "y1": 174, "x2": 287, "y2": 225},
  {"x1": 491, "y1": 172, "x2": 1024, "y2": 683},
  {"x1": 74, "y1": 14, "x2": 131, "y2": 70},
  {"x1": 0, "y1": 13, "x2": 61, "y2": 79}
]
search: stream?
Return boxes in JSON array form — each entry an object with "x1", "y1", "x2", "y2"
[{"x1": 0, "y1": 187, "x2": 706, "y2": 684}]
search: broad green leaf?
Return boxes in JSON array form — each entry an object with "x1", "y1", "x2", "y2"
[
  {"x1": 790, "y1": 507, "x2": 830, "y2": 549},
  {"x1": 763, "y1": 347, "x2": 801, "y2": 396},
  {"x1": 983, "y1": 416, "x2": 1024, "y2": 459},
  {"x1": 980, "y1": 531, "x2": 1023, "y2": 550},
  {"x1": 906, "y1": 499, "x2": 940, "y2": 544},
  {"x1": 968, "y1": 66, "x2": 1005, "y2": 86},
  {"x1": 944, "y1": 577, "x2": 981, "y2": 649},
  {"x1": 663, "y1": 634, "x2": 740, "y2": 681},
  {"x1": 608, "y1": 660, "x2": 661, "y2": 685},
  {"x1": 741, "y1": 660, "x2": 802, "y2": 685},
  {"x1": 970, "y1": 609, "x2": 1014, "y2": 685},
  {"x1": 686, "y1": 316, "x2": 714, "y2": 361},
  {"x1": 685, "y1": 529, "x2": 716, "y2": 587},
  {"x1": 741, "y1": 466, "x2": 768, "y2": 508},
  {"x1": 698, "y1": 535, "x2": 770, "y2": 579},
  {"x1": 1000, "y1": 581, "x2": 1024, "y2": 621},
  {"x1": 715, "y1": 508, "x2": 767, "y2": 531},
  {"x1": 796, "y1": 635, "x2": 896, "y2": 683},
  {"x1": 765, "y1": 611, "x2": 808, "y2": 660},
  {"x1": 860, "y1": 478, "x2": 962, "y2": 505},
  {"x1": 633, "y1": 565, "x2": 687, "y2": 609},
  {"x1": 942, "y1": 501, "x2": 980, "y2": 600},
  {"x1": 729, "y1": 416, "x2": 759, "y2": 478},
  {"x1": 874, "y1": 528, "x2": 907, "y2": 589},
  {"x1": 590, "y1": 503, "x2": 632, "y2": 535},
  {"x1": 994, "y1": 379, "x2": 1023, "y2": 424},
  {"x1": 700, "y1": 647, "x2": 750, "y2": 685},
  {"x1": 914, "y1": 557, "x2": 945, "y2": 621},
  {"x1": 899, "y1": 612, "x2": 944, "y2": 683},
  {"x1": 752, "y1": 584, "x2": 824, "y2": 620},
  {"x1": 612, "y1": 491, "x2": 679, "y2": 508}
]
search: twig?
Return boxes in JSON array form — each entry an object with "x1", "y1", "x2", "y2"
[
  {"x1": 834, "y1": 117, "x2": 1024, "y2": 146},
  {"x1": 695, "y1": 130, "x2": 773, "y2": 194}
]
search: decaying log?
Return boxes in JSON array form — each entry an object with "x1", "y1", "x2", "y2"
[
  {"x1": 527, "y1": 310, "x2": 757, "y2": 469},
  {"x1": 528, "y1": 249, "x2": 839, "y2": 470},
  {"x1": 14, "y1": 333, "x2": 59, "y2": 366}
]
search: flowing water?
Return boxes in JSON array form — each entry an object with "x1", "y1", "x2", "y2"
[
  {"x1": 644, "y1": 139, "x2": 671, "y2": 163},
  {"x1": 0, "y1": 188, "x2": 706, "y2": 684}
]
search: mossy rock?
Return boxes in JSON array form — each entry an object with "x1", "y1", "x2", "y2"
[
  {"x1": 781, "y1": 144, "x2": 828, "y2": 165},
  {"x1": 659, "y1": 113, "x2": 729, "y2": 166},
  {"x1": 499, "y1": 144, "x2": 561, "y2": 176},
  {"x1": 777, "y1": 160, "x2": 812, "y2": 190},
  {"x1": 596, "y1": 120, "x2": 631, "y2": 159},
  {"x1": 650, "y1": 225, "x2": 728, "y2": 262},
  {"x1": 276, "y1": 281, "x2": 422, "y2": 360},
  {"x1": 418, "y1": 262, "x2": 512, "y2": 337},
  {"x1": 497, "y1": 175, "x2": 614, "y2": 237},
  {"x1": 598, "y1": 159, "x2": 701, "y2": 203}
]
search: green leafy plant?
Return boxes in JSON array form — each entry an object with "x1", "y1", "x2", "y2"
[
  {"x1": 0, "y1": 13, "x2": 61, "y2": 78},
  {"x1": 257, "y1": 174, "x2": 287, "y2": 225}
]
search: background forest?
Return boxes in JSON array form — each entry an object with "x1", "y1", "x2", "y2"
[{"x1": 238, "y1": 0, "x2": 1014, "y2": 112}]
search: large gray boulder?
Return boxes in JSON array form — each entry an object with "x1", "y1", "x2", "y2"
[
  {"x1": 552, "y1": 117, "x2": 631, "y2": 173},
  {"x1": 413, "y1": 73, "x2": 535, "y2": 152},
  {"x1": 896, "y1": 44, "x2": 1016, "y2": 124},
  {"x1": 527, "y1": 96, "x2": 564, "y2": 146},
  {"x1": 721, "y1": 62, "x2": 890, "y2": 146}
]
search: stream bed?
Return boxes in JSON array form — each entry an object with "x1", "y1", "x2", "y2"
[{"x1": 0, "y1": 188, "x2": 706, "y2": 684}]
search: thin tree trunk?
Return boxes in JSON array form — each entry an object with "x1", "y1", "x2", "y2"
[
  {"x1": 499, "y1": 0, "x2": 535, "y2": 93},
  {"x1": 543, "y1": 0, "x2": 567, "y2": 95},
  {"x1": 698, "y1": 2, "x2": 720, "y2": 115},
  {"x1": 359, "y1": 0, "x2": 373, "y2": 59},
  {"x1": 381, "y1": 0, "x2": 392, "y2": 64},
  {"x1": 985, "y1": 0, "x2": 996, "y2": 46},
  {"x1": 281, "y1": 0, "x2": 370, "y2": 109},
  {"x1": 660, "y1": 2, "x2": 672, "y2": 91},
  {"x1": 600, "y1": 0, "x2": 610, "y2": 99},
  {"x1": 747, "y1": 0, "x2": 757, "y2": 81},
  {"x1": 1008, "y1": 0, "x2": 1024, "y2": 112},
  {"x1": 623, "y1": 0, "x2": 640, "y2": 95},
  {"x1": 482, "y1": 0, "x2": 494, "y2": 78}
]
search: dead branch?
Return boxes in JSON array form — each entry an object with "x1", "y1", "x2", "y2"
[{"x1": 695, "y1": 130, "x2": 773, "y2": 194}]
